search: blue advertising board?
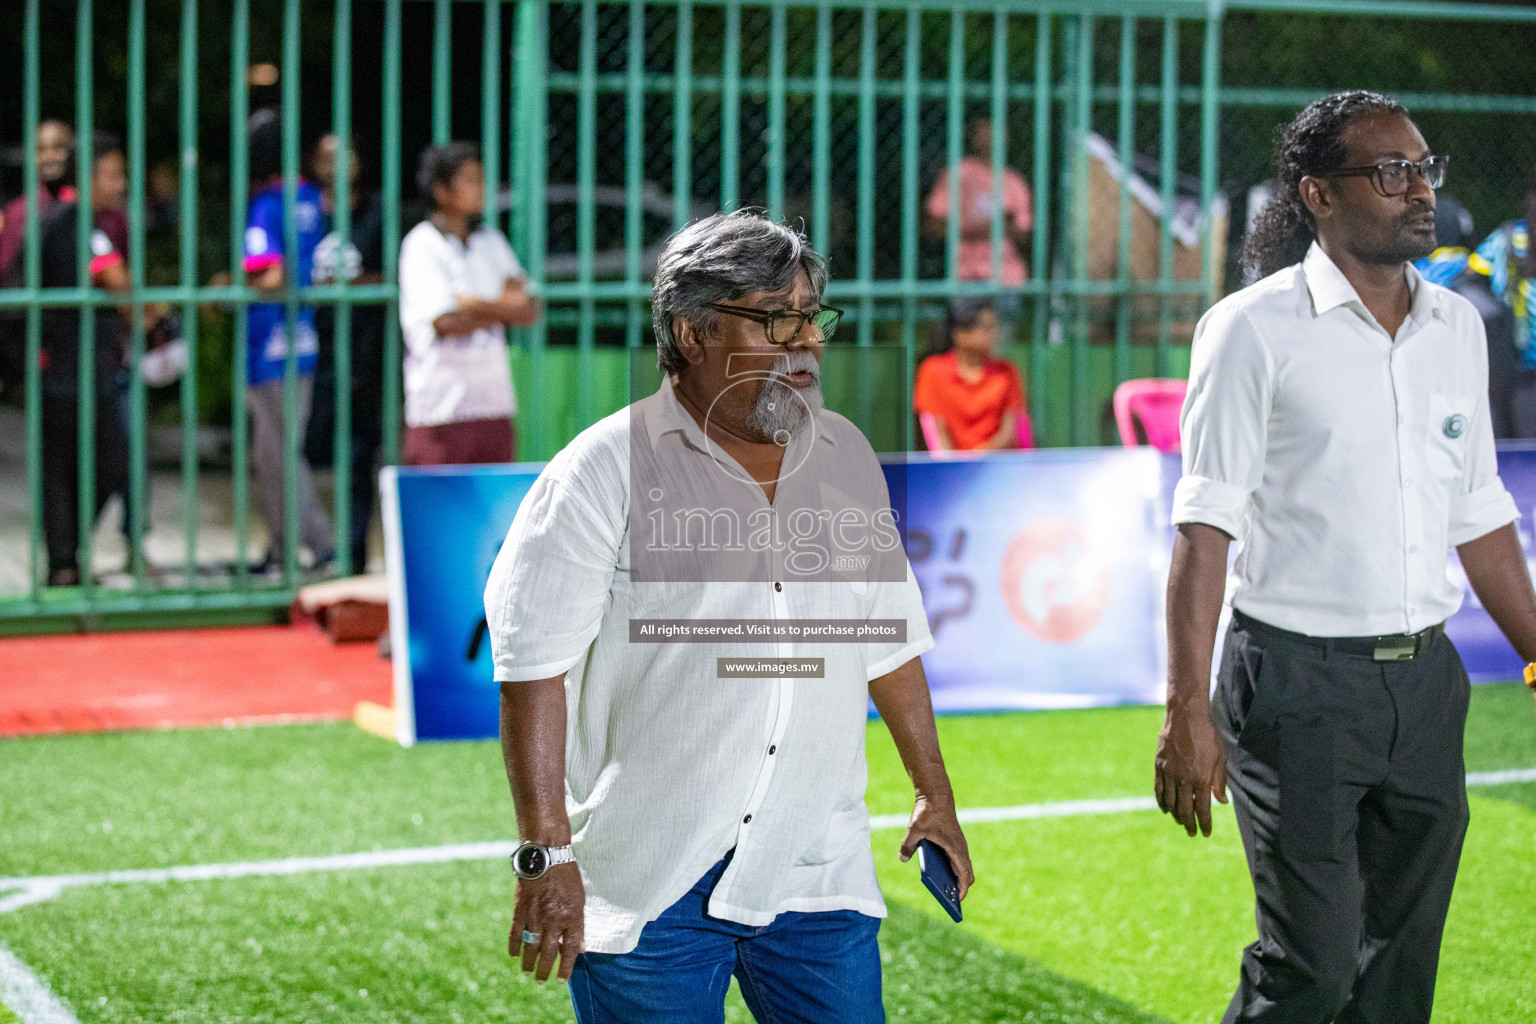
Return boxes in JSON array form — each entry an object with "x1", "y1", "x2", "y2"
[
  {"x1": 382, "y1": 446, "x2": 1536, "y2": 743},
  {"x1": 381, "y1": 465, "x2": 543, "y2": 745}
]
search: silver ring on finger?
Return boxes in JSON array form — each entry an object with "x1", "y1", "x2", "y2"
[{"x1": 521, "y1": 930, "x2": 542, "y2": 945}]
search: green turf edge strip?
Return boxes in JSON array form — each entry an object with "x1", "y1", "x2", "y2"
[{"x1": 0, "y1": 942, "x2": 78, "y2": 1024}]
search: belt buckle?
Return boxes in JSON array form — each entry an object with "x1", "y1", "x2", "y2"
[{"x1": 1373, "y1": 636, "x2": 1417, "y2": 662}]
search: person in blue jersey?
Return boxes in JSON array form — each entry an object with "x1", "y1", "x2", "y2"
[
  {"x1": 1414, "y1": 197, "x2": 1518, "y2": 437},
  {"x1": 242, "y1": 109, "x2": 334, "y2": 573},
  {"x1": 1469, "y1": 203, "x2": 1536, "y2": 437}
]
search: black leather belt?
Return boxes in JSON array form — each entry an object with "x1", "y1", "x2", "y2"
[{"x1": 1231, "y1": 609, "x2": 1444, "y2": 662}]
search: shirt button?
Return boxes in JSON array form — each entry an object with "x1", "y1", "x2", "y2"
[
  {"x1": 742, "y1": 814, "x2": 753, "y2": 824},
  {"x1": 774, "y1": 582, "x2": 782, "y2": 592},
  {"x1": 768, "y1": 745, "x2": 776, "y2": 755},
  {"x1": 1409, "y1": 544, "x2": 1419, "y2": 553}
]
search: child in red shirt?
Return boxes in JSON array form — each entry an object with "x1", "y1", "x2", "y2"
[{"x1": 913, "y1": 299, "x2": 1029, "y2": 452}]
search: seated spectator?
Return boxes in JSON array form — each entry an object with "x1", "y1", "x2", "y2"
[
  {"x1": 398, "y1": 142, "x2": 540, "y2": 465},
  {"x1": 913, "y1": 298, "x2": 1028, "y2": 452}
]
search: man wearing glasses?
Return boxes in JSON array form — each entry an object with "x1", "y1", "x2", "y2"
[
  {"x1": 485, "y1": 209, "x2": 973, "y2": 1023},
  {"x1": 1159, "y1": 90, "x2": 1536, "y2": 1023}
]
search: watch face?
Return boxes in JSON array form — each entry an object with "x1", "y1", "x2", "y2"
[{"x1": 515, "y1": 845, "x2": 549, "y2": 878}]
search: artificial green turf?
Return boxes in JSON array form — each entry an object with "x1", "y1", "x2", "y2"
[
  {"x1": 0, "y1": 1003, "x2": 19, "y2": 1023},
  {"x1": 1, "y1": 684, "x2": 1533, "y2": 1022}
]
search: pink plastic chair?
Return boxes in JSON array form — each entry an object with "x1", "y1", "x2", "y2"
[
  {"x1": 1112, "y1": 378, "x2": 1187, "y2": 453},
  {"x1": 918, "y1": 411, "x2": 1034, "y2": 455}
]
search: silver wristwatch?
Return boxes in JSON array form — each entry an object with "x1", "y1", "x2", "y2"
[{"x1": 510, "y1": 840, "x2": 575, "y2": 880}]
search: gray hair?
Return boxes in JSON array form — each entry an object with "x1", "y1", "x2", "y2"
[{"x1": 651, "y1": 209, "x2": 829, "y2": 376}]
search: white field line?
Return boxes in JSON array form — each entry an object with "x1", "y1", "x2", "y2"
[
  {"x1": 0, "y1": 942, "x2": 78, "y2": 1024},
  {"x1": 1467, "y1": 767, "x2": 1536, "y2": 786},
  {"x1": 2, "y1": 770, "x2": 1531, "y2": 918}
]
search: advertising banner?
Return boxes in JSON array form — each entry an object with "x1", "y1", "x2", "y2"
[
  {"x1": 382, "y1": 446, "x2": 1536, "y2": 743},
  {"x1": 894, "y1": 449, "x2": 1169, "y2": 710},
  {"x1": 381, "y1": 465, "x2": 543, "y2": 744}
]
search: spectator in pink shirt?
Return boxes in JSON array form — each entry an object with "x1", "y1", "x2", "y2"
[{"x1": 923, "y1": 116, "x2": 1034, "y2": 350}]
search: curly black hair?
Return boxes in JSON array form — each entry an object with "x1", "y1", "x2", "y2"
[{"x1": 1241, "y1": 90, "x2": 1409, "y2": 282}]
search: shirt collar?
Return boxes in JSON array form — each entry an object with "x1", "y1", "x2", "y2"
[
  {"x1": 1302, "y1": 240, "x2": 1445, "y2": 327},
  {"x1": 644, "y1": 374, "x2": 839, "y2": 454}
]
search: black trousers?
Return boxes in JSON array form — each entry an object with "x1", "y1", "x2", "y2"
[
  {"x1": 41, "y1": 392, "x2": 129, "y2": 578},
  {"x1": 1215, "y1": 614, "x2": 1470, "y2": 1024}
]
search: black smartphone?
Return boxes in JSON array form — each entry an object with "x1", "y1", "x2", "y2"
[{"x1": 916, "y1": 838, "x2": 963, "y2": 923}]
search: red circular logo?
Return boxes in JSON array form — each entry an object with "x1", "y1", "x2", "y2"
[{"x1": 999, "y1": 519, "x2": 1111, "y2": 643}]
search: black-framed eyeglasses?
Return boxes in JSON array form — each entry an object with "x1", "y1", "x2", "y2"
[
  {"x1": 1322, "y1": 155, "x2": 1448, "y2": 198},
  {"x1": 703, "y1": 302, "x2": 845, "y2": 345}
]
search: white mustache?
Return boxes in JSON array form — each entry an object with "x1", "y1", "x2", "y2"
[{"x1": 768, "y1": 350, "x2": 820, "y2": 383}]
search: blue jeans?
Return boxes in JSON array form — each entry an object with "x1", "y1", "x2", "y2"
[{"x1": 569, "y1": 854, "x2": 884, "y2": 1024}]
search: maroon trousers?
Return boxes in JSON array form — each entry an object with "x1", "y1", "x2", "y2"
[{"x1": 402, "y1": 417, "x2": 515, "y2": 466}]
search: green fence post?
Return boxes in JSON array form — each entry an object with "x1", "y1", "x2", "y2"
[
  {"x1": 855, "y1": 3, "x2": 877, "y2": 431},
  {"x1": 483, "y1": 0, "x2": 503, "y2": 238},
  {"x1": 333, "y1": 0, "x2": 355, "y2": 577},
  {"x1": 515, "y1": 0, "x2": 549, "y2": 458},
  {"x1": 127, "y1": 0, "x2": 148, "y2": 585},
  {"x1": 766, "y1": 4, "x2": 787, "y2": 221},
  {"x1": 231, "y1": 0, "x2": 251, "y2": 583},
  {"x1": 811, "y1": 2, "x2": 831, "y2": 255},
  {"x1": 75, "y1": 0, "x2": 96, "y2": 601},
  {"x1": 1201, "y1": 7, "x2": 1223, "y2": 312},
  {"x1": 577, "y1": 0, "x2": 597, "y2": 431},
  {"x1": 23, "y1": 0, "x2": 43, "y2": 599},
  {"x1": 1114, "y1": 16, "x2": 1136, "y2": 386},
  {"x1": 900, "y1": 7, "x2": 920, "y2": 454},
  {"x1": 673, "y1": 0, "x2": 694, "y2": 233},
  {"x1": 1157, "y1": 15, "x2": 1178, "y2": 378},
  {"x1": 944, "y1": 8, "x2": 963, "y2": 290},
  {"x1": 1071, "y1": 13, "x2": 1092, "y2": 447},
  {"x1": 721, "y1": 1, "x2": 741, "y2": 213},
  {"x1": 180, "y1": 0, "x2": 202, "y2": 590},
  {"x1": 435, "y1": 0, "x2": 453, "y2": 144},
  {"x1": 625, "y1": 0, "x2": 646, "y2": 350},
  {"x1": 1030, "y1": 12, "x2": 1053, "y2": 445},
  {"x1": 856, "y1": 4, "x2": 875, "y2": 355},
  {"x1": 281, "y1": 0, "x2": 302, "y2": 585},
  {"x1": 382, "y1": 0, "x2": 403, "y2": 468},
  {"x1": 989, "y1": 10, "x2": 1008, "y2": 294}
]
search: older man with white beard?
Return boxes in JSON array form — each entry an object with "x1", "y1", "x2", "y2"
[{"x1": 484, "y1": 210, "x2": 972, "y2": 1024}]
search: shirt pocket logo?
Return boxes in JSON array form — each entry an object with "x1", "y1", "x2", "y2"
[{"x1": 1425, "y1": 392, "x2": 1469, "y2": 481}]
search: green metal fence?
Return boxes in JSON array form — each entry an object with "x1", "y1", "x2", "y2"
[{"x1": 2, "y1": 0, "x2": 1535, "y2": 628}]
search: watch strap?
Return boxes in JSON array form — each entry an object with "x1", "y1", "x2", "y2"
[{"x1": 546, "y1": 844, "x2": 575, "y2": 867}]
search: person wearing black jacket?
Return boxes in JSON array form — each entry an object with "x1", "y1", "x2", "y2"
[
  {"x1": 37, "y1": 133, "x2": 132, "y2": 587},
  {"x1": 305, "y1": 133, "x2": 387, "y2": 574}
]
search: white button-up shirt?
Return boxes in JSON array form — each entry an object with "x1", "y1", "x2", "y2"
[
  {"x1": 1173, "y1": 242, "x2": 1519, "y2": 637},
  {"x1": 484, "y1": 377, "x2": 933, "y2": 954},
  {"x1": 398, "y1": 221, "x2": 527, "y2": 428}
]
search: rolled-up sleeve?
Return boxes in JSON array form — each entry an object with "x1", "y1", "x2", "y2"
[
  {"x1": 1171, "y1": 303, "x2": 1274, "y2": 540},
  {"x1": 1449, "y1": 324, "x2": 1520, "y2": 546},
  {"x1": 484, "y1": 473, "x2": 622, "y2": 683},
  {"x1": 864, "y1": 560, "x2": 935, "y2": 681}
]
